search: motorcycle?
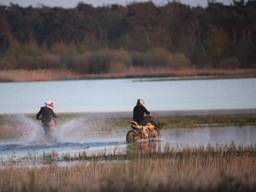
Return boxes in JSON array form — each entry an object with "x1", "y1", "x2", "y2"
[{"x1": 126, "y1": 116, "x2": 162, "y2": 143}]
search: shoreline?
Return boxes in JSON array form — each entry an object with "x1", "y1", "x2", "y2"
[
  {"x1": 0, "y1": 68, "x2": 256, "y2": 82},
  {"x1": 1, "y1": 108, "x2": 256, "y2": 117}
]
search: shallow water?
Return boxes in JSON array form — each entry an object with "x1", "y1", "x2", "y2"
[
  {"x1": 1, "y1": 77, "x2": 256, "y2": 165},
  {"x1": 0, "y1": 77, "x2": 256, "y2": 114},
  {"x1": 160, "y1": 126, "x2": 256, "y2": 147},
  {"x1": 0, "y1": 115, "x2": 255, "y2": 165}
]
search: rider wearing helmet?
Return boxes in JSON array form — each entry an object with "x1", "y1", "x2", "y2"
[
  {"x1": 36, "y1": 100, "x2": 57, "y2": 135},
  {"x1": 133, "y1": 99, "x2": 150, "y2": 125}
]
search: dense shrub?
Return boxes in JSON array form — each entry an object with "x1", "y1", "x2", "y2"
[
  {"x1": 88, "y1": 51, "x2": 111, "y2": 74},
  {"x1": 130, "y1": 49, "x2": 191, "y2": 69},
  {"x1": 40, "y1": 54, "x2": 60, "y2": 69},
  {"x1": 1, "y1": 1, "x2": 256, "y2": 70}
]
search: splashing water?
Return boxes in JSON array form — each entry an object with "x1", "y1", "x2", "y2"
[
  {"x1": 54, "y1": 117, "x2": 87, "y2": 143},
  {"x1": 0, "y1": 115, "x2": 47, "y2": 145},
  {"x1": 0, "y1": 114, "x2": 127, "y2": 163},
  {"x1": 54, "y1": 115, "x2": 120, "y2": 143},
  {"x1": 0, "y1": 114, "x2": 124, "y2": 145}
]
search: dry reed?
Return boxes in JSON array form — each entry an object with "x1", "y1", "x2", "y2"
[
  {"x1": 0, "y1": 69, "x2": 79, "y2": 82},
  {"x1": 0, "y1": 151, "x2": 255, "y2": 192},
  {"x1": 1, "y1": 68, "x2": 256, "y2": 82}
]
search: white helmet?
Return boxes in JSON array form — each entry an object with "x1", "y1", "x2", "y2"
[
  {"x1": 45, "y1": 100, "x2": 55, "y2": 109},
  {"x1": 137, "y1": 99, "x2": 144, "y2": 106}
]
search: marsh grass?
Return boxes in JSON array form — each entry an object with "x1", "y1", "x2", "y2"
[
  {"x1": 111, "y1": 115, "x2": 256, "y2": 129},
  {"x1": 57, "y1": 144, "x2": 256, "y2": 162},
  {"x1": 0, "y1": 146, "x2": 255, "y2": 192},
  {"x1": 159, "y1": 115, "x2": 256, "y2": 128},
  {"x1": 0, "y1": 69, "x2": 79, "y2": 82},
  {"x1": 0, "y1": 115, "x2": 24, "y2": 139},
  {"x1": 1, "y1": 68, "x2": 256, "y2": 82}
]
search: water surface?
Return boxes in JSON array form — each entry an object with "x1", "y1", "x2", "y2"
[
  {"x1": 0, "y1": 119, "x2": 255, "y2": 164},
  {"x1": 0, "y1": 78, "x2": 256, "y2": 114}
]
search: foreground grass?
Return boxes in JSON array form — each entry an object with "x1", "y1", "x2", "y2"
[{"x1": 0, "y1": 146, "x2": 255, "y2": 192}]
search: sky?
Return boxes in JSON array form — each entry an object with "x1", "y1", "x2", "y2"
[{"x1": 0, "y1": 0, "x2": 234, "y2": 8}]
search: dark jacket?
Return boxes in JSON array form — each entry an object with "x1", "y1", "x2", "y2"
[
  {"x1": 133, "y1": 104, "x2": 150, "y2": 124},
  {"x1": 36, "y1": 106, "x2": 57, "y2": 126}
]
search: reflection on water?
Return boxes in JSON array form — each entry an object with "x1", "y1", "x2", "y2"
[
  {"x1": 126, "y1": 126, "x2": 256, "y2": 155},
  {"x1": 161, "y1": 126, "x2": 256, "y2": 148}
]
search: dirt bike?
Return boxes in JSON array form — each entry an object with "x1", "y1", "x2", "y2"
[{"x1": 126, "y1": 116, "x2": 162, "y2": 143}]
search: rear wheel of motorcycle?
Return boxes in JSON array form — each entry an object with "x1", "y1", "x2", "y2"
[{"x1": 126, "y1": 130, "x2": 140, "y2": 143}]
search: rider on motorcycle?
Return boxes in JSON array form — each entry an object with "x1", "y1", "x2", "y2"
[
  {"x1": 127, "y1": 99, "x2": 161, "y2": 142},
  {"x1": 36, "y1": 100, "x2": 57, "y2": 135},
  {"x1": 133, "y1": 99, "x2": 151, "y2": 125},
  {"x1": 133, "y1": 99, "x2": 161, "y2": 128}
]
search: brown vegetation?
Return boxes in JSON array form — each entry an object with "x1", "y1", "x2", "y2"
[
  {"x1": 0, "y1": 69, "x2": 79, "y2": 81},
  {"x1": 0, "y1": 148, "x2": 255, "y2": 192},
  {"x1": 111, "y1": 113, "x2": 256, "y2": 129},
  {"x1": 0, "y1": 124, "x2": 18, "y2": 139},
  {"x1": 1, "y1": 68, "x2": 256, "y2": 82}
]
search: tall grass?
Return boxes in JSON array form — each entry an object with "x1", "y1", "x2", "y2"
[
  {"x1": 0, "y1": 69, "x2": 79, "y2": 82},
  {"x1": 0, "y1": 148, "x2": 255, "y2": 192}
]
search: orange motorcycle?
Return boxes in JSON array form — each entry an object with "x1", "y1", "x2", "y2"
[{"x1": 126, "y1": 116, "x2": 162, "y2": 143}]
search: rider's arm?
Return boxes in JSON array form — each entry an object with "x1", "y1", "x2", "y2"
[
  {"x1": 36, "y1": 108, "x2": 43, "y2": 120},
  {"x1": 143, "y1": 106, "x2": 150, "y2": 115},
  {"x1": 52, "y1": 111, "x2": 57, "y2": 118}
]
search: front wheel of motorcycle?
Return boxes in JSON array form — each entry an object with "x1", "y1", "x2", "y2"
[
  {"x1": 126, "y1": 130, "x2": 140, "y2": 143},
  {"x1": 149, "y1": 128, "x2": 160, "y2": 140}
]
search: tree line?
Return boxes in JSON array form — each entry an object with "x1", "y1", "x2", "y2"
[{"x1": 0, "y1": 0, "x2": 256, "y2": 73}]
